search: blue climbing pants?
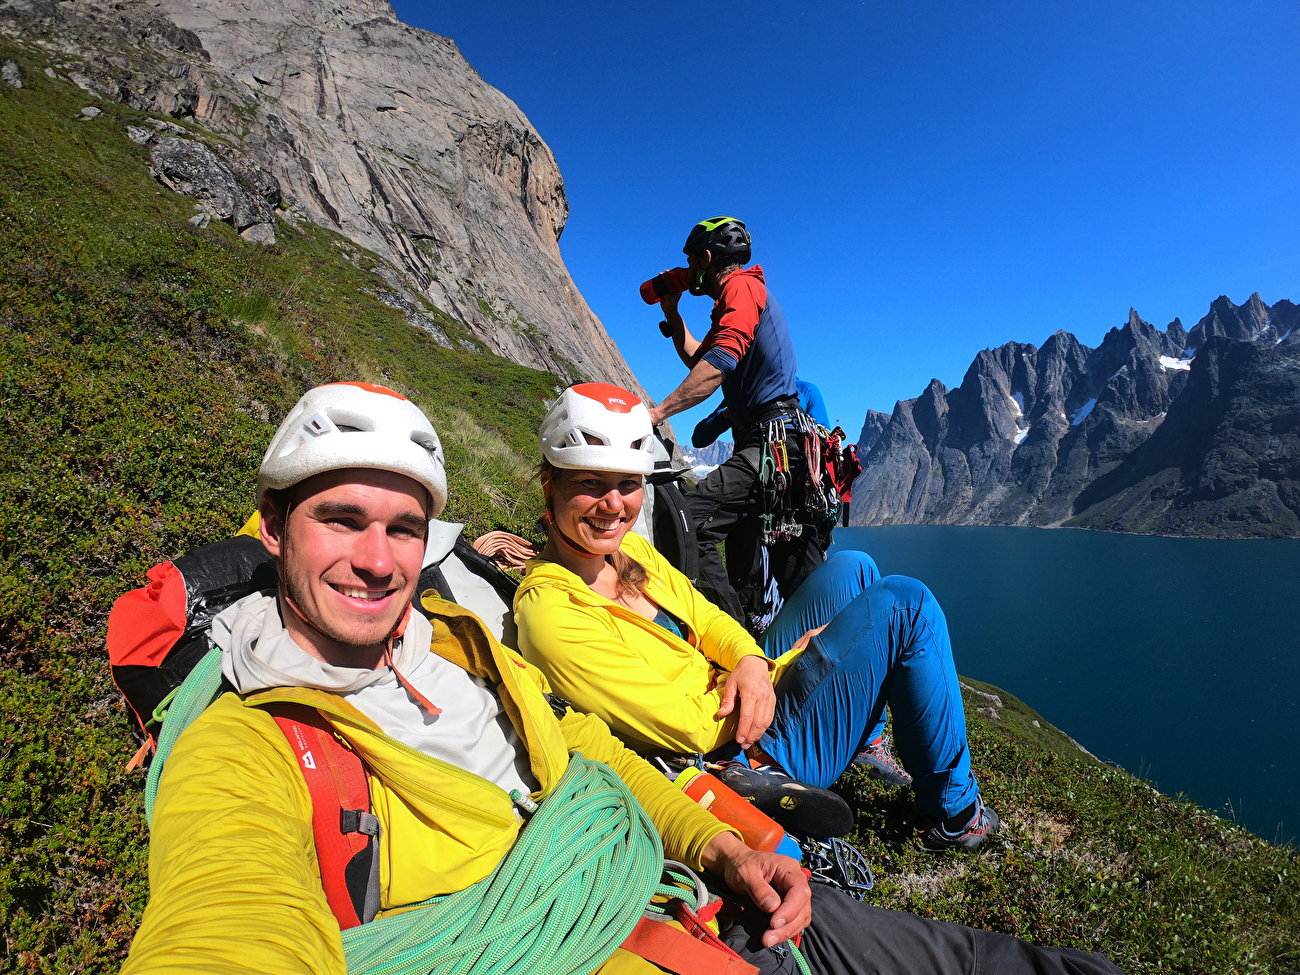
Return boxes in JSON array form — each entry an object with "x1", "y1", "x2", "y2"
[
  {"x1": 757, "y1": 566, "x2": 980, "y2": 821},
  {"x1": 761, "y1": 551, "x2": 888, "y2": 747},
  {"x1": 761, "y1": 550, "x2": 881, "y2": 659}
]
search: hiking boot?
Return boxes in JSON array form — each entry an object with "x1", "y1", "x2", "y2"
[
  {"x1": 852, "y1": 736, "x2": 912, "y2": 788},
  {"x1": 917, "y1": 795, "x2": 1000, "y2": 852},
  {"x1": 712, "y1": 761, "x2": 855, "y2": 838}
]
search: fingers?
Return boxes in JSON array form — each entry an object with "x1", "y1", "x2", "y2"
[
  {"x1": 762, "y1": 883, "x2": 812, "y2": 946},
  {"x1": 741, "y1": 679, "x2": 775, "y2": 745},
  {"x1": 716, "y1": 674, "x2": 738, "y2": 718},
  {"x1": 761, "y1": 861, "x2": 813, "y2": 947},
  {"x1": 734, "y1": 690, "x2": 756, "y2": 746},
  {"x1": 727, "y1": 851, "x2": 813, "y2": 947}
]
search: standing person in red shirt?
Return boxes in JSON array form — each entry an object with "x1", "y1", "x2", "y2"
[{"x1": 648, "y1": 217, "x2": 822, "y2": 628}]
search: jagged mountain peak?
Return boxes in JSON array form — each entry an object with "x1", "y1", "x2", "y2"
[
  {"x1": 851, "y1": 291, "x2": 1299, "y2": 537},
  {"x1": 1186, "y1": 293, "x2": 1282, "y2": 351}
]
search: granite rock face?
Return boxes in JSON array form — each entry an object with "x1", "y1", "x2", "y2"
[
  {"x1": 1, "y1": 0, "x2": 640, "y2": 390},
  {"x1": 850, "y1": 293, "x2": 1300, "y2": 537}
]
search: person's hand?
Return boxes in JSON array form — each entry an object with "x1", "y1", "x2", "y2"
[
  {"x1": 649, "y1": 404, "x2": 665, "y2": 427},
  {"x1": 660, "y1": 290, "x2": 681, "y2": 316},
  {"x1": 716, "y1": 654, "x2": 776, "y2": 747},
  {"x1": 790, "y1": 624, "x2": 828, "y2": 652},
  {"x1": 701, "y1": 832, "x2": 812, "y2": 947}
]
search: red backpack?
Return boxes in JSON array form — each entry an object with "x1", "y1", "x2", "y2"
[{"x1": 107, "y1": 533, "x2": 382, "y2": 927}]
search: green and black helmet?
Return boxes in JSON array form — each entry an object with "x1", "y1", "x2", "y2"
[{"x1": 682, "y1": 216, "x2": 752, "y2": 264}]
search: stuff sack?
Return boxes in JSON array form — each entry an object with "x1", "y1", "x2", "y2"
[{"x1": 107, "y1": 533, "x2": 275, "y2": 758}]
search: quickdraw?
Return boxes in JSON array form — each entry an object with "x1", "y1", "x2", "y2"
[{"x1": 759, "y1": 418, "x2": 803, "y2": 546}]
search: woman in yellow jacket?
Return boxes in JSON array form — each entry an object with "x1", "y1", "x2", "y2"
[{"x1": 515, "y1": 384, "x2": 998, "y2": 852}]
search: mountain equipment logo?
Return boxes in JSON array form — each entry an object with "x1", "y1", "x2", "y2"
[{"x1": 286, "y1": 723, "x2": 316, "y2": 768}]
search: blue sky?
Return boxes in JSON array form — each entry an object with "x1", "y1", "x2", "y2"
[{"x1": 391, "y1": 1, "x2": 1299, "y2": 440}]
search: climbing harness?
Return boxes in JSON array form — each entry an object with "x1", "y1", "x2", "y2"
[{"x1": 644, "y1": 862, "x2": 813, "y2": 975}]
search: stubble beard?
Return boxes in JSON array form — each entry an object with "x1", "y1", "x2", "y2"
[{"x1": 280, "y1": 531, "x2": 400, "y2": 651}]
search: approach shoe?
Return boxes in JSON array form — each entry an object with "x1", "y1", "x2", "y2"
[
  {"x1": 917, "y1": 795, "x2": 1000, "y2": 853},
  {"x1": 852, "y1": 735, "x2": 913, "y2": 788},
  {"x1": 711, "y1": 761, "x2": 855, "y2": 838}
]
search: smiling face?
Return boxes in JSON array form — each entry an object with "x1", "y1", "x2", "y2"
[
  {"x1": 259, "y1": 468, "x2": 429, "y2": 666},
  {"x1": 548, "y1": 467, "x2": 645, "y2": 555}
]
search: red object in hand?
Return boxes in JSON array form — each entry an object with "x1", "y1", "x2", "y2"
[{"x1": 639, "y1": 266, "x2": 692, "y2": 305}]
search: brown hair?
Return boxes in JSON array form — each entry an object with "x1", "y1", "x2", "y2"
[{"x1": 540, "y1": 460, "x2": 648, "y2": 599}]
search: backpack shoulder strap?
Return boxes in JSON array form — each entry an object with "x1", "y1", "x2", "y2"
[
  {"x1": 265, "y1": 703, "x2": 381, "y2": 930},
  {"x1": 452, "y1": 535, "x2": 520, "y2": 605}
]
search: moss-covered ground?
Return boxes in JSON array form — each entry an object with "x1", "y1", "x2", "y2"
[{"x1": 2, "y1": 39, "x2": 1297, "y2": 974}]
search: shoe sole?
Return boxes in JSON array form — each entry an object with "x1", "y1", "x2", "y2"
[{"x1": 719, "y1": 774, "x2": 855, "y2": 838}]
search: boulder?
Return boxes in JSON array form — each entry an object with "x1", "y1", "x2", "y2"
[
  {"x1": 2, "y1": 59, "x2": 20, "y2": 88},
  {"x1": 149, "y1": 135, "x2": 275, "y2": 230},
  {"x1": 239, "y1": 222, "x2": 275, "y2": 245}
]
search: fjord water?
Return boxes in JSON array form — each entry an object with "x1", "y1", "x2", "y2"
[{"x1": 829, "y1": 526, "x2": 1300, "y2": 844}]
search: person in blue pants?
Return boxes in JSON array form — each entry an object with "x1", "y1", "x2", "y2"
[
  {"x1": 753, "y1": 549, "x2": 984, "y2": 842},
  {"x1": 520, "y1": 384, "x2": 999, "y2": 852}
]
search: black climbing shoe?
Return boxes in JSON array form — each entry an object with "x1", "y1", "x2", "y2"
[{"x1": 711, "y1": 761, "x2": 855, "y2": 838}]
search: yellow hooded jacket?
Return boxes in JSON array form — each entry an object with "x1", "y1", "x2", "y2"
[
  {"x1": 123, "y1": 593, "x2": 736, "y2": 975},
  {"x1": 514, "y1": 532, "x2": 805, "y2": 757}
]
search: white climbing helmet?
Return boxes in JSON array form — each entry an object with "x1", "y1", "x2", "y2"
[
  {"x1": 539, "y1": 383, "x2": 655, "y2": 475},
  {"x1": 257, "y1": 382, "x2": 447, "y2": 515}
]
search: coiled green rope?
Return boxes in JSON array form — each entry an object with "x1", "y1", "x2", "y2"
[
  {"x1": 341, "y1": 753, "x2": 662, "y2": 975},
  {"x1": 145, "y1": 646, "x2": 224, "y2": 823}
]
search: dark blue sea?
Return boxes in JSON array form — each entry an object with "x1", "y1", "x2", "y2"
[{"x1": 828, "y1": 526, "x2": 1300, "y2": 845}]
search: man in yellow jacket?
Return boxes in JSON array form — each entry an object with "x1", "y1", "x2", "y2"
[{"x1": 123, "y1": 382, "x2": 811, "y2": 975}]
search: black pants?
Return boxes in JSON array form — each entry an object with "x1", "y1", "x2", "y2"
[
  {"x1": 721, "y1": 885, "x2": 1124, "y2": 975},
  {"x1": 684, "y1": 422, "x2": 824, "y2": 625}
]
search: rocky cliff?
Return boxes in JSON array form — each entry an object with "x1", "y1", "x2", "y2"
[
  {"x1": 849, "y1": 294, "x2": 1300, "y2": 537},
  {"x1": 0, "y1": 0, "x2": 640, "y2": 390}
]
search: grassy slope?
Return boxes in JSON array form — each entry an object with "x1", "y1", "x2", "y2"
[{"x1": 1, "y1": 42, "x2": 1297, "y2": 974}]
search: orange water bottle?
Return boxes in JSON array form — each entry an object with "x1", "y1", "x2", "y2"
[{"x1": 674, "y1": 766, "x2": 792, "y2": 854}]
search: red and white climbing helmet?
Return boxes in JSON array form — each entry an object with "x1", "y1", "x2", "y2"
[
  {"x1": 257, "y1": 382, "x2": 447, "y2": 515},
  {"x1": 539, "y1": 383, "x2": 655, "y2": 475}
]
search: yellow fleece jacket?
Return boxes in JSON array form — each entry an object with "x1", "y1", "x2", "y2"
[
  {"x1": 124, "y1": 593, "x2": 735, "y2": 975},
  {"x1": 514, "y1": 532, "x2": 804, "y2": 756}
]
